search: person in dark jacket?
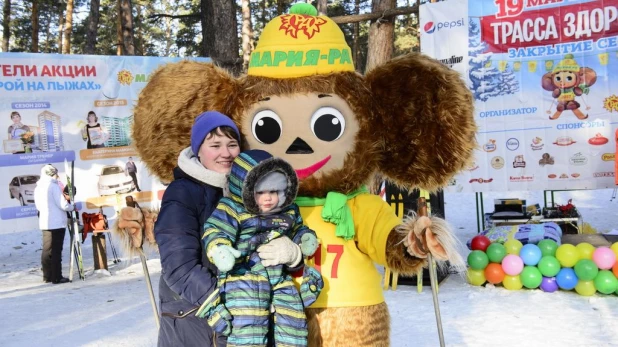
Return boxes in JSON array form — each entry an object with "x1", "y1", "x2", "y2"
[
  {"x1": 154, "y1": 111, "x2": 304, "y2": 347},
  {"x1": 155, "y1": 111, "x2": 240, "y2": 347}
]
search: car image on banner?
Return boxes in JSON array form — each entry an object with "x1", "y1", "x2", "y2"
[
  {"x1": 97, "y1": 165, "x2": 135, "y2": 196},
  {"x1": 9, "y1": 175, "x2": 39, "y2": 206}
]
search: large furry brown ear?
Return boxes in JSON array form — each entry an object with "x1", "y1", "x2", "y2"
[
  {"x1": 132, "y1": 61, "x2": 239, "y2": 183},
  {"x1": 365, "y1": 53, "x2": 477, "y2": 191}
]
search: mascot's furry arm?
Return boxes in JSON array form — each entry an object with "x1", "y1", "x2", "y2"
[{"x1": 112, "y1": 206, "x2": 159, "y2": 257}]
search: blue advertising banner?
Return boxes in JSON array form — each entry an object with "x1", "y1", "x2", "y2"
[
  {"x1": 0, "y1": 53, "x2": 209, "y2": 232},
  {"x1": 421, "y1": 0, "x2": 618, "y2": 192}
]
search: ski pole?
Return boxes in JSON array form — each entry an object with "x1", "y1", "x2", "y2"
[
  {"x1": 417, "y1": 197, "x2": 445, "y2": 347},
  {"x1": 139, "y1": 247, "x2": 160, "y2": 329},
  {"x1": 106, "y1": 232, "x2": 121, "y2": 263},
  {"x1": 126, "y1": 196, "x2": 160, "y2": 329},
  {"x1": 64, "y1": 159, "x2": 76, "y2": 282}
]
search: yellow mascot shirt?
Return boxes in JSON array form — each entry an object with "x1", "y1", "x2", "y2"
[{"x1": 295, "y1": 194, "x2": 401, "y2": 308}]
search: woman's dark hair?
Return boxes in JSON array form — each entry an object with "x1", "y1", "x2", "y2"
[
  {"x1": 87, "y1": 111, "x2": 98, "y2": 122},
  {"x1": 10, "y1": 111, "x2": 20, "y2": 119},
  {"x1": 206, "y1": 126, "x2": 240, "y2": 142}
]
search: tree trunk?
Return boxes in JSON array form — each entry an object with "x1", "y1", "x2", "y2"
[
  {"x1": 200, "y1": 0, "x2": 211, "y2": 57},
  {"x1": 44, "y1": 10, "x2": 52, "y2": 52},
  {"x1": 353, "y1": 0, "x2": 360, "y2": 70},
  {"x1": 31, "y1": 0, "x2": 39, "y2": 53},
  {"x1": 277, "y1": 0, "x2": 285, "y2": 15},
  {"x1": 119, "y1": 0, "x2": 135, "y2": 55},
  {"x1": 202, "y1": 0, "x2": 240, "y2": 73},
  {"x1": 317, "y1": 0, "x2": 327, "y2": 15},
  {"x1": 260, "y1": 0, "x2": 268, "y2": 28},
  {"x1": 134, "y1": 2, "x2": 144, "y2": 55},
  {"x1": 1, "y1": 0, "x2": 9, "y2": 52},
  {"x1": 116, "y1": 0, "x2": 122, "y2": 55},
  {"x1": 57, "y1": 7, "x2": 64, "y2": 53},
  {"x1": 241, "y1": 0, "x2": 252, "y2": 71},
  {"x1": 62, "y1": 0, "x2": 74, "y2": 54},
  {"x1": 164, "y1": 15, "x2": 172, "y2": 56},
  {"x1": 365, "y1": 0, "x2": 395, "y2": 73},
  {"x1": 85, "y1": 0, "x2": 100, "y2": 55}
]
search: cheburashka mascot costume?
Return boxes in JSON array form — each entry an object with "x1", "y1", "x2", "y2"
[{"x1": 116, "y1": 3, "x2": 476, "y2": 346}]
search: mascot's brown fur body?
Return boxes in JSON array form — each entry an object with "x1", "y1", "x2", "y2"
[{"x1": 119, "y1": 5, "x2": 476, "y2": 346}]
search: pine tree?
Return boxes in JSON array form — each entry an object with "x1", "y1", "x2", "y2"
[
  {"x1": 498, "y1": 64, "x2": 519, "y2": 96},
  {"x1": 468, "y1": 19, "x2": 501, "y2": 101}
]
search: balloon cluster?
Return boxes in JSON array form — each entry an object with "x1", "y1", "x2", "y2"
[{"x1": 466, "y1": 235, "x2": 618, "y2": 296}]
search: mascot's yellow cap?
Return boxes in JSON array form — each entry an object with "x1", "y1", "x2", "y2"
[
  {"x1": 553, "y1": 54, "x2": 580, "y2": 73},
  {"x1": 248, "y1": 3, "x2": 355, "y2": 79}
]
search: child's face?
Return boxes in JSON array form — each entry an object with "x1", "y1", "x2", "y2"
[{"x1": 256, "y1": 191, "x2": 279, "y2": 212}]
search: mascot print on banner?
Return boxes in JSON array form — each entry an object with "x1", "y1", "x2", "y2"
[
  {"x1": 129, "y1": 4, "x2": 476, "y2": 346},
  {"x1": 542, "y1": 53, "x2": 597, "y2": 121}
]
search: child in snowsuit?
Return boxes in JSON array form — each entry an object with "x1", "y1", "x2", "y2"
[{"x1": 197, "y1": 149, "x2": 322, "y2": 347}]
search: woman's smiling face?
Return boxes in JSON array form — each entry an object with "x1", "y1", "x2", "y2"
[{"x1": 198, "y1": 129, "x2": 241, "y2": 174}]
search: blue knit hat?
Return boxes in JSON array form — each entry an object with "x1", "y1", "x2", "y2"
[{"x1": 190, "y1": 111, "x2": 240, "y2": 156}]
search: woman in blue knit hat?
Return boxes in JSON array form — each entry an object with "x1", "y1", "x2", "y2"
[
  {"x1": 153, "y1": 111, "x2": 302, "y2": 347},
  {"x1": 154, "y1": 110, "x2": 241, "y2": 347}
]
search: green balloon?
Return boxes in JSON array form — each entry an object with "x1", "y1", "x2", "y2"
[
  {"x1": 520, "y1": 266, "x2": 543, "y2": 289},
  {"x1": 467, "y1": 250, "x2": 489, "y2": 270},
  {"x1": 486, "y1": 243, "x2": 507, "y2": 263},
  {"x1": 537, "y1": 240, "x2": 559, "y2": 257},
  {"x1": 574, "y1": 259, "x2": 599, "y2": 281},
  {"x1": 537, "y1": 256, "x2": 561, "y2": 277},
  {"x1": 593, "y1": 271, "x2": 618, "y2": 295}
]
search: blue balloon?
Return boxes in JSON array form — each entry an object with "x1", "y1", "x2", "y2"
[
  {"x1": 556, "y1": 268, "x2": 578, "y2": 290},
  {"x1": 519, "y1": 244, "x2": 543, "y2": 266}
]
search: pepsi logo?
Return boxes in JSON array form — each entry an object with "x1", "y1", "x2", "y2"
[{"x1": 424, "y1": 22, "x2": 436, "y2": 34}]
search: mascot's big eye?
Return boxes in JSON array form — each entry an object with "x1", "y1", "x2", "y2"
[
  {"x1": 252, "y1": 110, "x2": 282, "y2": 144},
  {"x1": 310, "y1": 107, "x2": 345, "y2": 142}
]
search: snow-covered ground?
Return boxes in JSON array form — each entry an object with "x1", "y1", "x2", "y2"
[{"x1": 1, "y1": 189, "x2": 617, "y2": 346}]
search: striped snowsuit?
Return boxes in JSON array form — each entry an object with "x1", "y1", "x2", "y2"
[{"x1": 199, "y1": 150, "x2": 322, "y2": 347}]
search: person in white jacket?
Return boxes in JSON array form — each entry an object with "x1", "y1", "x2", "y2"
[{"x1": 34, "y1": 164, "x2": 75, "y2": 284}]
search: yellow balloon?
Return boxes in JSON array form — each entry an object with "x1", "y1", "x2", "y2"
[
  {"x1": 575, "y1": 280, "x2": 597, "y2": 296},
  {"x1": 556, "y1": 244, "x2": 579, "y2": 268},
  {"x1": 504, "y1": 239, "x2": 523, "y2": 255},
  {"x1": 611, "y1": 242, "x2": 618, "y2": 259},
  {"x1": 576, "y1": 243, "x2": 596, "y2": 260},
  {"x1": 502, "y1": 274, "x2": 523, "y2": 290},
  {"x1": 467, "y1": 269, "x2": 486, "y2": 286},
  {"x1": 502, "y1": 275, "x2": 524, "y2": 290}
]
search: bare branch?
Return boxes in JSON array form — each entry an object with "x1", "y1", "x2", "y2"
[
  {"x1": 331, "y1": 6, "x2": 418, "y2": 24},
  {"x1": 147, "y1": 13, "x2": 200, "y2": 21}
]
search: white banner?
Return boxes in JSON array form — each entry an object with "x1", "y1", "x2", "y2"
[
  {"x1": 420, "y1": 0, "x2": 469, "y2": 77},
  {"x1": 420, "y1": 0, "x2": 618, "y2": 193},
  {"x1": 0, "y1": 53, "x2": 209, "y2": 232}
]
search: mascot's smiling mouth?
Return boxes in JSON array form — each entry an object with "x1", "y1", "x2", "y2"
[{"x1": 295, "y1": 156, "x2": 331, "y2": 180}]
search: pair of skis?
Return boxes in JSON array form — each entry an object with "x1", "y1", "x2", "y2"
[{"x1": 65, "y1": 159, "x2": 85, "y2": 282}]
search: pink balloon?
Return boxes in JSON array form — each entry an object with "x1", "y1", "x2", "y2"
[
  {"x1": 501, "y1": 254, "x2": 524, "y2": 276},
  {"x1": 592, "y1": 247, "x2": 617, "y2": 270}
]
